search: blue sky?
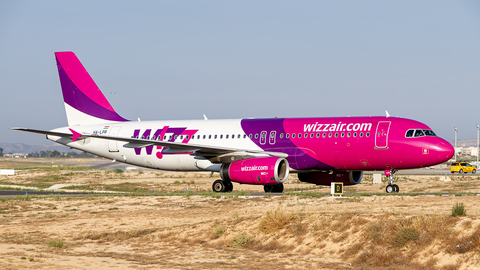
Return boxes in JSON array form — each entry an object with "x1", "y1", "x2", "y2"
[{"x1": 1, "y1": 0, "x2": 480, "y2": 144}]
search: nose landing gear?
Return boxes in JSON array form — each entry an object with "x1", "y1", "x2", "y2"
[{"x1": 385, "y1": 169, "x2": 399, "y2": 193}]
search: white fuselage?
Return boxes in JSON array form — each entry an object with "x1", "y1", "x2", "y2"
[{"x1": 48, "y1": 119, "x2": 262, "y2": 171}]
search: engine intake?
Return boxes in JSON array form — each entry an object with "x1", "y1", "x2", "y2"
[
  {"x1": 220, "y1": 157, "x2": 289, "y2": 185},
  {"x1": 298, "y1": 170, "x2": 363, "y2": 186}
]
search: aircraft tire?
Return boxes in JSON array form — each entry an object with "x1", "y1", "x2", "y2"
[
  {"x1": 212, "y1": 180, "x2": 226, "y2": 193},
  {"x1": 225, "y1": 181, "x2": 233, "y2": 192},
  {"x1": 264, "y1": 185, "x2": 274, "y2": 193},
  {"x1": 393, "y1": 184, "x2": 399, "y2": 193},
  {"x1": 386, "y1": 185, "x2": 394, "y2": 194},
  {"x1": 273, "y1": 183, "x2": 284, "y2": 193}
]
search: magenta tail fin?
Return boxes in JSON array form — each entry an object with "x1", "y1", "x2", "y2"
[{"x1": 55, "y1": 51, "x2": 128, "y2": 126}]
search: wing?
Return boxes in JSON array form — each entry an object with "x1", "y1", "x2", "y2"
[{"x1": 11, "y1": 127, "x2": 288, "y2": 162}]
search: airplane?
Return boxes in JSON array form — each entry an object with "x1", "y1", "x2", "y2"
[{"x1": 12, "y1": 52, "x2": 454, "y2": 194}]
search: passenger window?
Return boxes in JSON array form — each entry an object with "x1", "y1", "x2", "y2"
[
  {"x1": 175, "y1": 135, "x2": 178, "y2": 140},
  {"x1": 180, "y1": 135, "x2": 183, "y2": 140},
  {"x1": 360, "y1": 132, "x2": 363, "y2": 137},
  {"x1": 215, "y1": 135, "x2": 218, "y2": 139},
  {"x1": 347, "y1": 132, "x2": 351, "y2": 138},
  {"x1": 249, "y1": 134, "x2": 252, "y2": 139},
  {"x1": 186, "y1": 135, "x2": 189, "y2": 139},
  {"x1": 298, "y1": 133, "x2": 302, "y2": 138},
  {"x1": 335, "y1": 133, "x2": 338, "y2": 138},
  {"x1": 310, "y1": 133, "x2": 314, "y2": 138},
  {"x1": 366, "y1": 132, "x2": 370, "y2": 137},
  {"x1": 316, "y1": 133, "x2": 320, "y2": 138},
  {"x1": 280, "y1": 133, "x2": 284, "y2": 139},
  {"x1": 286, "y1": 133, "x2": 290, "y2": 138},
  {"x1": 353, "y1": 132, "x2": 357, "y2": 137},
  {"x1": 169, "y1": 135, "x2": 173, "y2": 140},
  {"x1": 152, "y1": 136, "x2": 156, "y2": 140},
  {"x1": 292, "y1": 133, "x2": 296, "y2": 138},
  {"x1": 220, "y1": 135, "x2": 223, "y2": 139},
  {"x1": 414, "y1": 130, "x2": 425, "y2": 137},
  {"x1": 406, "y1": 129, "x2": 414, "y2": 137},
  {"x1": 328, "y1": 133, "x2": 332, "y2": 138},
  {"x1": 208, "y1": 135, "x2": 212, "y2": 139},
  {"x1": 341, "y1": 132, "x2": 345, "y2": 138},
  {"x1": 322, "y1": 133, "x2": 326, "y2": 138}
]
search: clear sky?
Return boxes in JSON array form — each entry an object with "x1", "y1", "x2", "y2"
[{"x1": 1, "y1": 0, "x2": 480, "y2": 144}]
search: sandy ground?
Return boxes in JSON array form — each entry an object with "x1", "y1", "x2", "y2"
[{"x1": 1, "y1": 159, "x2": 480, "y2": 269}]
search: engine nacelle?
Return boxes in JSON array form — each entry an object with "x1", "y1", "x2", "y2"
[
  {"x1": 298, "y1": 170, "x2": 363, "y2": 186},
  {"x1": 220, "y1": 157, "x2": 289, "y2": 185}
]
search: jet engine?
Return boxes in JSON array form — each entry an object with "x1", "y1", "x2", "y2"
[
  {"x1": 298, "y1": 170, "x2": 363, "y2": 186},
  {"x1": 220, "y1": 157, "x2": 289, "y2": 185}
]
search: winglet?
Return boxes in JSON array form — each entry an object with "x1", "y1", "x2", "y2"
[{"x1": 69, "y1": 128, "x2": 82, "y2": 142}]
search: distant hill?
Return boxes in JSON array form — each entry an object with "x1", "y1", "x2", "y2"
[
  {"x1": 450, "y1": 139, "x2": 479, "y2": 148},
  {"x1": 0, "y1": 142, "x2": 72, "y2": 154}
]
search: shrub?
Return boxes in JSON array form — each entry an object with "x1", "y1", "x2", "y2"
[
  {"x1": 230, "y1": 234, "x2": 252, "y2": 249},
  {"x1": 214, "y1": 225, "x2": 225, "y2": 238},
  {"x1": 391, "y1": 227, "x2": 419, "y2": 247},
  {"x1": 47, "y1": 239, "x2": 64, "y2": 248},
  {"x1": 452, "y1": 202, "x2": 466, "y2": 217},
  {"x1": 259, "y1": 209, "x2": 296, "y2": 234}
]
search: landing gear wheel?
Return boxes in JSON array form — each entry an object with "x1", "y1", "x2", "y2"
[
  {"x1": 264, "y1": 184, "x2": 284, "y2": 193},
  {"x1": 273, "y1": 183, "x2": 284, "y2": 193},
  {"x1": 460, "y1": 169, "x2": 464, "y2": 174},
  {"x1": 225, "y1": 181, "x2": 233, "y2": 192},
  {"x1": 393, "y1": 184, "x2": 399, "y2": 193},
  {"x1": 473, "y1": 169, "x2": 476, "y2": 174},
  {"x1": 264, "y1": 185, "x2": 274, "y2": 193},
  {"x1": 386, "y1": 185, "x2": 394, "y2": 194},
  {"x1": 212, "y1": 180, "x2": 226, "y2": 193}
]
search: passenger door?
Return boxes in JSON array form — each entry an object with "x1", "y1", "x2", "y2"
[{"x1": 375, "y1": 121, "x2": 391, "y2": 149}]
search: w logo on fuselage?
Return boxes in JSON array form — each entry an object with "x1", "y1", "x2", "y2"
[{"x1": 132, "y1": 126, "x2": 198, "y2": 159}]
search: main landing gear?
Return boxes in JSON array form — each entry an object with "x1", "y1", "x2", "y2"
[
  {"x1": 264, "y1": 183, "x2": 284, "y2": 193},
  {"x1": 385, "y1": 169, "x2": 399, "y2": 193},
  {"x1": 212, "y1": 179, "x2": 233, "y2": 193},
  {"x1": 211, "y1": 180, "x2": 285, "y2": 193}
]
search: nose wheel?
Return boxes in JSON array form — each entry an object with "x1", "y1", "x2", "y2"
[{"x1": 385, "y1": 169, "x2": 399, "y2": 194}]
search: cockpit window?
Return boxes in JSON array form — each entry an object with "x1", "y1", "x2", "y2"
[
  {"x1": 414, "y1": 130, "x2": 425, "y2": 137},
  {"x1": 406, "y1": 129, "x2": 436, "y2": 138}
]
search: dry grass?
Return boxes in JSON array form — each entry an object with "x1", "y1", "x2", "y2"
[{"x1": 258, "y1": 209, "x2": 297, "y2": 234}]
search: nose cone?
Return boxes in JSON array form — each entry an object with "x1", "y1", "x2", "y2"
[{"x1": 435, "y1": 140, "x2": 455, "y2": 162}]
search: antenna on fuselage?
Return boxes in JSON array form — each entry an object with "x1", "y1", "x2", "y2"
[
  {"x1": 203, "y1": 114, "x2": 208, "y2": 121},
  {"x1": 385, "y1": 110, "x2": 390, "y2": 118}
]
